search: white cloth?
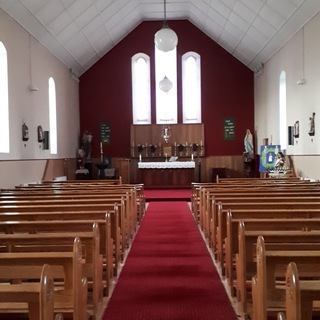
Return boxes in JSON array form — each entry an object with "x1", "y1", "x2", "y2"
[{"x1": 138, "y1": 161, "x2": 195, "y2": 169}]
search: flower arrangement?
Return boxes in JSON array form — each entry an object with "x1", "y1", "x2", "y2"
[
  {"x1": 137, "y1": 144, "x2": 145, "y2": 153},
  {"x1": 149, "y1": 144, "x2": 157, "y2": 154}
]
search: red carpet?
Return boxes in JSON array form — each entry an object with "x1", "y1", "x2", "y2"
[
  {"x1": 144, "y1": 188, "x2": 192, "y2": 201},
  {"x1": 103, "y1": 202, "x2": 237, "y2": 320}
]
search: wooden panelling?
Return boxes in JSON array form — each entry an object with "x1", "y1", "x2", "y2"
[{"x1": 130, "y1": 124, "x2": 205, "y2": 158}]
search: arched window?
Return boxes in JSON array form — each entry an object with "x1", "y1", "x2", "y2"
[
  {"x1": 0, "y1": 41, "x2": 9, "y2": 153},
  {"x1": 49, "y1": 77, "x2": 57, "y2": 154},
  {"x1": 279, "y1": 71, "x2": 287, "y2": 149},
  {"x1": 132, "y1": 53, "x2": 151, "y2": 124},
  {"x1": 155, "y1": 46, "x2": 177, "y2": 124},
  {"x1": 182, "y1": 52, "x2": 201, "y2": 123}
]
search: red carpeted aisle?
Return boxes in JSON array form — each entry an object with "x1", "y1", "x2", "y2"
[{"x1": 103, "y1": 201, "x2": 238, "y2": 320}]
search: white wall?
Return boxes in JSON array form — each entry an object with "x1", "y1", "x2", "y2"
[
  {"x1": 255, "y1": 11, "x2": 320, "y2": 179},
  {"x1": 0, "y1": 9, "x2": 80, "y2": 187}
]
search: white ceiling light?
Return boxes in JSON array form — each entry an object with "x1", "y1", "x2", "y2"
[
  {"x1": 154, "y1": 0, "x2": 178, "y2": 52},
  {"x1": 159, "y1": 76, "x2": 173, "y2": 92}
]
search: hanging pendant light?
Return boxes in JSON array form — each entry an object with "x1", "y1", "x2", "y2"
[
  {"x1": 154, "y1": 0, "x2": 178, "y2": 52},
  {"x1": 159, "y1": 75, "x2": 173, "y2": 93}
]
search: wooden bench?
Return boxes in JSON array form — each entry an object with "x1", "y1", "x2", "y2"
[
  {"x1": 215, "y1": 202, "x2": 320, "y2": 269},
  {"x1": 6, "y1": 182, "x2": 146, "y2": 223},
  {"x1": 0, "y1": 194, "x2": 132, "y2": 242},
  {"x1": 0, "y1": 216, "x2": 113, "y2": 295},
  {"x1": 283, "y1": 262, "x2": 320, "y2": 320},
  {"x1": 0, "y1": 202, "x2": 123, "y2": 272},
  {"x1": 0, "y1": 264, "x2": 56, "y2": 320},
  {"x1": 197, "y1": 185, "x2": 320, "y2": 244},
  {"x1": 225, "y1": 213, "x2": 320, "y2": 293},
  {"x1": 0, "y1": 189, "x2": 139, "y2": 248},
  {"x1": 251, "y1": 235, "x2": 320, "y2": 320},
  {"x1": 236, "y1": 225, "x2": 320, "y2": 317},
  {"x1": 0, "y1": 237, "x2": 88, "y2": 320},
  {"x1": 0, "y1": 222, "x2": 104, "y2": 318}
]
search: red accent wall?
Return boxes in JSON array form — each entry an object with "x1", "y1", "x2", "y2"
[{"x1": 79, "y1": 20, "x2": 254, "y2": 158}]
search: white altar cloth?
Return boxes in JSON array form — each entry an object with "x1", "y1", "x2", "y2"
[{"x1": 138, "y1": 161, "x2": 195, "y2": 169}]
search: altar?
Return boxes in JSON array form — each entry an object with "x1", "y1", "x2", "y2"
[{"x1": 138, "y1": 161, "x2": 195, "y2": 187}]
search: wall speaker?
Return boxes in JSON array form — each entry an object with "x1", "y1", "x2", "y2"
[
  {"x1": 43, "y1": 131, "x2": 49, "y2": 150},
  {"x1": 288, "y1": 126, "x2": 294, "y2": 146}
]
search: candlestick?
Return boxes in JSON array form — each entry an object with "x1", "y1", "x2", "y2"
[{"x1": 100, "y1": 142, "x2": 103, "y2": 163}]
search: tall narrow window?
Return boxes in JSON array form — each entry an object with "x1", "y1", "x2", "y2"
[
  {"x1": 132, "y1": 53, "x2": 151, "y2": 124},
  {"x1": 49, "y1": 77, "x2": 57, "y2": 154},
  {"x1": 155, "y1": 46, "x2": 177, "y2": 124},
  {"x1": 182, "y1": 52, "x2": 201, "y2": 123},
  {"x1": 279, "y1": 71, "x2": 286, "y2": 149},
  {"x1": 0, "y1": 42, "x2": 9, "y2": 153}
]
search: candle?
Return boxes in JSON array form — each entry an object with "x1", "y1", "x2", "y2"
[
  {"x1": 139, "y1": 154, "x2": 142, "y2": 162},
  {"x1": 191, "y1": 154, "x2": 194, "y2": 161},
  {"x1": 100, "y1": 142, "x2": 103, "y2": 162},
  {"x1": 200, "y1": 140, "x2": 203, "y2": 146}
]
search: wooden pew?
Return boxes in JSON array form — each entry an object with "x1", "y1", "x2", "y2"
[
  {"x1": 198, "y1": 186, "x2": 320, "y2": 246},
  {"x1": 0, "y1": 216, "x2": 113, "y2": 295},
  {"x1": 0, "y1": 264, "x2": 56, "y2": 320},
  {"x1": 0, "y1": 222, "x2": 103, "y2": 319},
  {"x1": 0, "y1": 223, "x2": 103, "y2": 317},
  {"x1": 0, "y1": 202, "x2": 123, "y2": 272},
  {"x1": 0, "y1": 190, "x2": 138, "y2": 248},
  {"x1": 6, "y1": 181, "x2": 146, "y2": 222},
  {"x1": 0, "y1": 237, "x2": 88, "y2": 320},
  {"x1": 215, "y1": 202, "x2": 320, "y2": 270},
  {"x1": 283, "y1": 262, "x2": 320, "y2": 320},
  {"x1": 251, "y1": 236, "x2": 320, "y2": 320},
  {"x1": 236, "y1": 225, "x2": 320, "y2": 317},
  {"x1": 225, "y1": 213, "x2": 320, "y2": 293}
]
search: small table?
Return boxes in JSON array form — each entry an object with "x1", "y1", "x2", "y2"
[
  {"x1": 95, "y1": 163, "x2": 109, "y2": 179},
  {"x1": 76, "y1": 168, "x2": 89, "y2": 180}
]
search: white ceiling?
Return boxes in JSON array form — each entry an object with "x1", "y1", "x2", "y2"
[{"x1": 1, "y1": 0, "x2": 320, "y2": 77}]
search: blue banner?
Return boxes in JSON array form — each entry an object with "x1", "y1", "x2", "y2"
[{"x1": 259, "y1": 145, "x2": 281, "y2": 172}]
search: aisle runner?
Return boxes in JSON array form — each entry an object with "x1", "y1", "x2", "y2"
[{"x1": 103, "y1": 202, "x2": 237, "y2": 320}]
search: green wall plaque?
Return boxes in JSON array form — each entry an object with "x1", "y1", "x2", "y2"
[
  {"x1": 100, "y1": 122, "x2": 111, "y2": 144},
  {"x1": 224, "y1": 118, "x2": 235, "y2": 140}
]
